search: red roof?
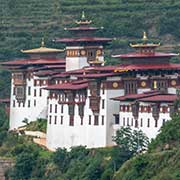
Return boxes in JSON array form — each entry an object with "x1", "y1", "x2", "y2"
[
  {"x1": 52, "y1": 73, "x2": 70, "y2": 78},
  {"x1": 112, "y1": 91, "x2": 160, "y2": 101},
  {"x1": 55, "y1": 37, "x2": 112, "y2": 43},
  {"x1": 34, "y1": 65, "x2": 65, "y2": 71},
  {"x1": 139, "y1": 95, "x2": 178, "y2": 102},
  {"x1": 35, "y1": 70, "x2": 61, "y2": 76},
  {"x1": 112, "y1": 52, "x2": 177, "y2": 58},
  {"x1": 112, "y1": 90, "x2": 177, "y2": 103},
  {"x1": 45, "y1": 82, "x2": 88, "y2": 90},
  {"x1": 113, "y1": 63, "x2": 180, "y2": 71}
]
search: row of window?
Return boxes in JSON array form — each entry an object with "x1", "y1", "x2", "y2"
[
  {"x1": 120, "y1": 105, "x2": 169, "y2": 113},
  {"x1": 13, "y1": 100, "x2": 36, "y2": 108},
  {"x1": 49, "y1": 100, "x2": 105, "y2": 114},
  {"x1": 121, "y1": 117, "x2": 166, "y2": 128},
  {"x1": 49, "y1": 115, "x2": 105, "y2": 126},
  {"x1": 13, "y1": 87, "x2": 42, "y2": 97}
]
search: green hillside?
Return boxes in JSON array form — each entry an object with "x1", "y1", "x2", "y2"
[
  {"x1": 0, "y1": 0, "x2": 180, "y2": 60},
  {"x1": 113, "y1": 115, "x2": 180, "y2": 180}
]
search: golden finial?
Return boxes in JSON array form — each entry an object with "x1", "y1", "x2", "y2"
[
  {"x1": 153, "y1": 80, "x2": 157, "y2": 89},
  {"x1": 81, "y1": 11, "x2": 85, "y2": 20},
  {"x1": 142, "y1": 31, "x2": 148, "y2": 41},
  {"x1": 75, "y1": 11, "x2": 92, "y2": 25},
  {"x1": 41, "y1": 37, "x2": 45, "y2": 47}
]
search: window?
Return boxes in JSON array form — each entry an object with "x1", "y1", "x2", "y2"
[
  {"x1": 114, "y1": 114, "x2": 119, "y2": 124},
  {"x1": 50, "y1": 104, "x2": 52, "y2": 113},
  {"x1": 39, "y1": 89, "x2": 42, "y2": 96},
  {"x1": 89, "y1": 115, "x2": 91, "y2": 125},
  {"x1": 147, "y1": 118, "x2": 150, "y2": 127},
  {"x1": 28, "y1": 100, "x2": 30, "y2": 107},
  {"x1": 34, "y1": 89, "x2": 36, "y2": 97},
  {"x1": 124, "y1": 80, "x2": 137, "y2": 95},
  {"x1": 127, "y1": 118, "x2": 129, "y2": 126},
  {"x1": 61, "y1": 105, "x2": 64, "y2": 113},
  {"x1": 55, "y1": 104, "x2": 57, "y2": 113},
  {"x1": 69, "y1": 116, "x2": 74, "y2": 126},
  {"x1": 13, "y1": 87, "x2": 15, "y2": 95},
  {"x1": 34, "y1": 100, "x2": 36, "y2": 107},
  {"x1": 155, "y1": 119, "x2": 158, "y2": 127},
  {"x1": 60, "y1": 116, "x2": 63, "y2": 124},
  {"x1": 123, "y1": 118, "x2": 125, "y2": 126},
  {"x1": 152, "y1": 79, "x2": 168, "y2": 91},
  {"x1": 49, "y1": 116, "x2": 52, "y2": 124},
  {"x1": 16, "y1": 86, "x2": 25, "y2": 98},
  {"x1": 28, "y1": 87, "x2": 31, "y2": 95},
  {"x1": 81, "y1": 118, "x2": 83, "y2": 125},
  {"x1": 102, "y1": 99, "x2": 105, "y2": 109},
  {"x1": 102, "y1": 115, "x2": 104, "y2": 125},
  {"x1": 102, "y1": 86, "x2": 105, "y2": 95},
  {"x1": 94, "y1": 115, "x2": 99, "y2": 125},
  {"x1": 162, "y1": 119, "x2": 166, "y2": 125},
  {"x1": 140, "y1": 118, "x2": 143, "y2": 127},
  {"x1": 54, "y1": 116, "x2": 57, "y2": 124},
  {"x1": 131, "y1": 118, "x2": 133, "y2": 126}
]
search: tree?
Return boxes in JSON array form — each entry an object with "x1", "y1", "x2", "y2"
[
  {"x1": 52, "y1": 148, "x2": 69, "y2": 173},
  {"x1": 12, "y1": 152, "x2": 37, "y2": 180},
  {"x1": 113, "y1": 127, "x2": 149, "y2": 154}
]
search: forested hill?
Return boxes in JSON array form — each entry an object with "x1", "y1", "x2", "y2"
[{"x1": 0, "y1": 0, "x2": 180, "y2": 60}]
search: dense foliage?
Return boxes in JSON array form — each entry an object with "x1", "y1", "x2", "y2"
[
  {"x1": 0, "y1": 0, "x2": 180, "y2": 61},
  {"x1": 113, "y1": 115, "x2": 180, "y2": 180},
  {"x1": 25, "y1": 118, "x2": 47, "y2": 133}
]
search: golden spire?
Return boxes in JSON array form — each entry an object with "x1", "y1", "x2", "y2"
[
  {"x1": 75, "y1": 11, "x2": 92, "y2": 25},
  {"x1": 81, "y1": 11, "x2": 85, "y2": 20},
  {"x1": 142, "y1": 31, "x2": 148, "y2": 41},
  {"x1": 41, "y1": 37, "x2": 45, "y2": 47},
  {"x1": 130, "y1": 31, "x2": 160, "y2": 48}
]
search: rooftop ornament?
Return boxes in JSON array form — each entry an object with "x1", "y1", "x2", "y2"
[
  {"x1": 21, "y1": 38, "x2": 64, "y2": 54},
  {"x1": 75, "y1": 11, "x2": 92, "y2": 25},
  {"x1": 130, "y1": 31, "x2": 160, "y2": 48}
]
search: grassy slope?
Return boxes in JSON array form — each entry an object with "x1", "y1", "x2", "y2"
[
  {"x1": 0, "y1": 0, "x2": 180, "y2": 60},
  {"x1": 113, "y1": 115, "x2": 180, "y2": 180},
  {"x1": 113, "y1": 149, "x2": 180, "y2": 180}
]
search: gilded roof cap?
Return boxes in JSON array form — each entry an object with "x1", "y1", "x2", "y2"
[
  {"x1": 130, "y1": 31, "x2": 160, "y2": 48},
  {"x1": 75, "y1": 11, "x2": 92, "y2": 25},
  {"x1": 21, "y1": 38, "x2": 64, "y2": 54}
]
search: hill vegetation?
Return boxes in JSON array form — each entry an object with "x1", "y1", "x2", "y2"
[
  {"x1": 113, "y1": 115, "x2": 180, "y2": 180},
  {"x1": 0, "y1": 0, "x2": 180, "y2": 61}
]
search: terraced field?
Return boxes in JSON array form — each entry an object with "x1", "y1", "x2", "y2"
[{"x1": 0, "y1": 0, "x2": 180, "y2": 60}]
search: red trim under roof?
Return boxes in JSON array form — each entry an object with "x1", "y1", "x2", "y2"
[
  {"x1": 139, "y1": 95, "x2": 178, "y2": 102},
  {"x1": 66, "y1": 26, "x2": 99, "y2": 31},
  {"x1": 1, "y1": 59, "x2": 65, "y2": 66},
  {"x1": 45, "y1": 82, "x2": 88, "y2": 90},
  {"x1": 76, "y1": 72, "x2": 117, "y2": 78},
  {"x1": 0, "y1": 98, "x2": 10, "y2": 103},
  {"x1": 55, "y1": 37, "x2": 112, "y2": 43},
  {"x1": 112, "y1": 52, "x2": 177, "y2": 58}
]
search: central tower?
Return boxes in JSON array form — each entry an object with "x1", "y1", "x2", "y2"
[{"x1": 55, "y1": 11, "x2": 112, "y2": 71}]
